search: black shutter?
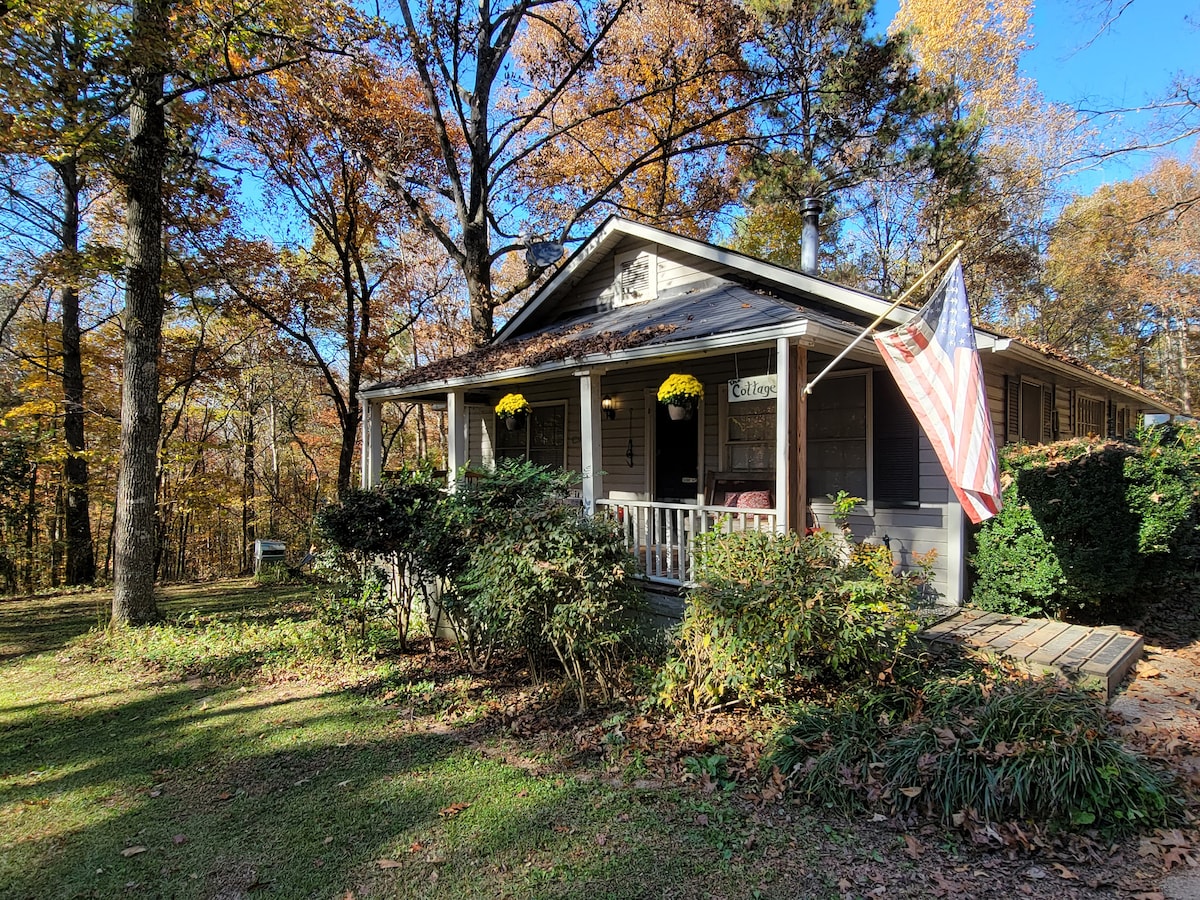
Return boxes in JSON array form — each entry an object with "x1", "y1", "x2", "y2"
[
  {"x1": 874, "y1": 370, "x2": 920, "y2": 506},
  {"x1": 1005, "y1": 375, "x2": 1020, "y2": 443}
]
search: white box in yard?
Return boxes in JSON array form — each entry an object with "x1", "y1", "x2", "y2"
[{"x1": 254, "y1": 540, "x2": 287, "y2": 574}]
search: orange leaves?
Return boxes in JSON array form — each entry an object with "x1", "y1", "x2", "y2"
[{"x1": 506, "y1": 0, "x2": 753, "y2": 228}]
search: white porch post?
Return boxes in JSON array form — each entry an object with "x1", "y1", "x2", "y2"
[
  {"x1": 775, "y1": 338, "x2": 792, "y2": 532},
  {"x1": 579, "y1": 371, "x2": 604, "y2": 515},
  {"x1": 360, "y1": 397, "x2": 382, "y2": 489},
  {"x1": 946, "y1": 497, "x2": 966, "y2": 605},
  {"x1": 446, "y1": 389, "x2": 468, "y2": 489},
  {"x1": 795, "y1": 344, "x2": 808, "y2": 534}
]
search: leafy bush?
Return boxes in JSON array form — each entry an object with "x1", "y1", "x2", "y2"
[
  {"x1": 311, "y1": 547, "x2": 390, "y2": 643},
  {"x1": 1125, "y1": 424, "x2": 1200, "y2": 558},
  {"x1": 322, "y1": 460, "x2": 645, "y2": 706},
  {"x1": 657, "y1": 526, "x2": 924, "y2": 711},
  {"x1": 317, "y1": 466, "x2": 448, "y2": 648},
  {"x1": 769, "y1": 662, "x2": 1179, "y2": 835},
  {"x1": 451, "y1": 461, "x2": 644, "y2": 706},
  {"x1": 972, "y1": 426, "x2": 1200, "y2": 619}
]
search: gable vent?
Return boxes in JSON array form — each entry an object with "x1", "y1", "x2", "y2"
[{"x1": 614, "y1": 247, "x2": 657, "y2": 305}]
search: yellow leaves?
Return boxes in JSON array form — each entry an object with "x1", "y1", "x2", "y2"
[
  {"x1": 1, "y1": 398, "x2": 57, "y2": 425},
  {"x1": 893, "y1": 0, "x2": 1033, "y2": 112}
]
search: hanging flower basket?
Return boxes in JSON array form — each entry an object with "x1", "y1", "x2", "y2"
[
  {"x1": 657, "y1": 374, "x2": 703, "y2": 421},
  {"x1": 495, "y1": 393, "x2": 530, "y2": 430}
]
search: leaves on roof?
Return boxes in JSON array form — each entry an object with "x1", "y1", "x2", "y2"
[{"x1": 380, "y1": 322, "x2": 679, "y2": 389}]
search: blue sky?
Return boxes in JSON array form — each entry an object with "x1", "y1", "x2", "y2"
[{"x1": 876, "y1": 0, "x2": 1199, "y2": 194}]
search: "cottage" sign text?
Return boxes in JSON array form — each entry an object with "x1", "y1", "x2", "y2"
[{"x1": 727, "y1": 374, "x2": 777, "y2": 403}]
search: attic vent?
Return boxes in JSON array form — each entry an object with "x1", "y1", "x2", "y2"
[{"x1": 614, "y1": 247, "x2": 657, "y2": 305}]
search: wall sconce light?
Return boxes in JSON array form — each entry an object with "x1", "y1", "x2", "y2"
[{"x1": 602, "y1": 395, "x2": 617, "y2": 420}]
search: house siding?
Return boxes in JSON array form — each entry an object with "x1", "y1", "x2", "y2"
[{"x1": 550, "y1": 236, "x2": 735, "y2": 321}]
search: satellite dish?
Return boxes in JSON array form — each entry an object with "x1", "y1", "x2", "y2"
[{"x1": 526, "y1": 241, "x2": 565, "y2": 269}]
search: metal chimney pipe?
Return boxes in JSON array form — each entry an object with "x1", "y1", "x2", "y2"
[{"x1": 800, "y1": 196, "x2": 822, "y2": 275}]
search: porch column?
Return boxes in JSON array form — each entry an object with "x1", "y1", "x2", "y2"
[
  {"x1": 446, "y1": 389, "x2": 468, "y2": 489},
  {"x1": 774, "y1": 338, "x2": 808, "y2": 534},
  {"x1": 775, "y1": 339, "x2": 792, "y2": 532},
  {"x1": 360, "y1": 397, "x2": 382, "y2": 489},
  {"x1": 579, "y1": 371, "x2": 604, "y2": 515},
  {"x1": 946, "y1": 498, "x2": 966, "y2": 605},
  {"x1": 795, "y1": 344, "x2": 808, "y2": 534}
]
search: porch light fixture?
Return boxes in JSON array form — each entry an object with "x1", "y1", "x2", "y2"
[{"x1": 602, "y1": 395, "x2": 617, "y2": 420}]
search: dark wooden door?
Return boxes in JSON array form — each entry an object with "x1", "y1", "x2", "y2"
[{"x1": 654, "y1": 402, "x2": 699, "y2": 502}]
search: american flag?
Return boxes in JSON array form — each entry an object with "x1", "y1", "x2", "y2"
[{"x1": 874, "y1": 259, "x2": 1001, "y2": 524}]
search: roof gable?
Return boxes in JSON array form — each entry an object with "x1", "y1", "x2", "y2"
[{"x1": 497, "y1": 217, "x2": 905, "y2": 341}]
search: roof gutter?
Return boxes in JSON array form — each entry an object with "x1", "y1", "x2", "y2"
[
  {"x1": 359, "y1": 319, "x2": 862, "y2": 403},
  {"x1": 987, "y1": 337, "x2": 1174, "y2": 412}
]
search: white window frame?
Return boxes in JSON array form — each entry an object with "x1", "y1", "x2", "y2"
[{"x1": 718, "y1": 391, "x2": 776, "y2": 473}]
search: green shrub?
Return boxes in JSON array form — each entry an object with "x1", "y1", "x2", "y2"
[
  {"x1": 317, "y1": 466, "x2": 448, "y2": 648},
  {"x1": 1125, "y1": 424, "x2": 1200, "y2": 558},
  {"x1": 461, "y1": 506, "x2": 645, "y2": 707},
  {"x1": 769, "y1": 664, "x2": 1179, "y2": 835},
  {"x1": 311, "y1": 546, "x2": 390, "y2": 643},
  {"x1": 324, "y1": 460, "x2": 645, "y2": 706},
  {"x1": 972, "y1": 426, "x2": 1200, "y2": 619},
  {"x1": 657, "y1": 527, "x2": 923, "y2": 711},
  {"x1": 445, "y1": 461, "x2": 644, "y2": 706}
]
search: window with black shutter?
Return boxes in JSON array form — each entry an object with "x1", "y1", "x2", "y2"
[{"x1": 873, "y1": 370, "x2": 920, "y2": 506}]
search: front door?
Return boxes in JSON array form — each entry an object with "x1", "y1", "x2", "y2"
[{"x1": 654, "y1": 402, "x2": 699, "y2": 502}]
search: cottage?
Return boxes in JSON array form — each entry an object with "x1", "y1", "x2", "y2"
[{"x1": 358, "y1": 217, "x2": 1171, "y2": 609}]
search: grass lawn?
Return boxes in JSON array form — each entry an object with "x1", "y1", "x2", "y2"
[
  {"x1": 0, "y1": 580, "x2": 1179, "y2": 899},
  {"x1": 0, "y1": 581, "x2": 840, "y2": 899}
]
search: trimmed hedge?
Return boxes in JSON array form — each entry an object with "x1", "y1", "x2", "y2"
[{"x1": 971, "y1": 425, "x2": 1200, "y2": 619}]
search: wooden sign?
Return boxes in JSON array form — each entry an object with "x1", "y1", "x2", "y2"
[{"x1": 727, "y1": 374, "x2": 777, "y2": 403}]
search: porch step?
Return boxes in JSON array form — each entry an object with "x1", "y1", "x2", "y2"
[{"x1": 919, "y1": 609, "x2": 1144, "y2": 699}]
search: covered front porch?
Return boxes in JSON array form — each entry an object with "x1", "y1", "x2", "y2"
[
  {"x1": 358, "y1": 321, "x2": 956, "y2": 599},
  {"x1": 361, "y1": 335, "x2": 809, "y2": 586}
]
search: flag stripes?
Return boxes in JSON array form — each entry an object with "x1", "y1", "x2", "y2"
[{"x1": 873, "y1": 259, "x2": 1001, "y2": 524}]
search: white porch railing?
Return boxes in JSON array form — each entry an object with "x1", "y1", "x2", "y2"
[{"x1": 596, "y1": 499, "x2": 779, "y2": 585}]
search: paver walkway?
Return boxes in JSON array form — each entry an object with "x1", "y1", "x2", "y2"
[{"x1": 920, "y1": 609, "x2": 1144, "y2": 697}]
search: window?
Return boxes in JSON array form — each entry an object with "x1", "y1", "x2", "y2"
[
  {"x1": 495, "y1": 404, "x2": 567, "y2": 468},
  {"x1": 725, "y1": 398, "x2": 775, "y2": 470},
  {"x1": 805, "y1": 370, "x2": 921, "y2": 507},
  {"x1": 1076, "y1": 395, "x2": 1105, "y2": 437},
  {"x1": 1116, "y1": 406, "x2": 1134, "y2": 438},
  {"x1": 807, "y1": 372, "x2": 869, "y2": 500},
  {"x1": 1005, "y1": 376, "x2": 1052, "y2": 444}
]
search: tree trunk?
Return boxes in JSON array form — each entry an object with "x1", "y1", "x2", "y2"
[
  {"x1": 336, "y1": 393, "x2": 360, "y2": 498},
  {"x1": 464, "y1": 223, "x2": 494, "y2": 348},
  {"x1": 1178, "y1": 325, "x2": 1192, "y2": 415},
  {"x1": 23, "y1": 456, "x2": 37, "y2": 592},
  {"x1": 242, "y1": 407, "x2": 256, "y2": 573},
  {"x1": 112, "y1": 0, "x2": 168, "y2": 626},
  {"x1": 58, "y1": 157, "x2": 97, "y2": 585}
]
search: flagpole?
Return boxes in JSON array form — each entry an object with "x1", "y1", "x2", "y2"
[{"x1": 803, "y1": 240, "x2": 965, "y2": 396}]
